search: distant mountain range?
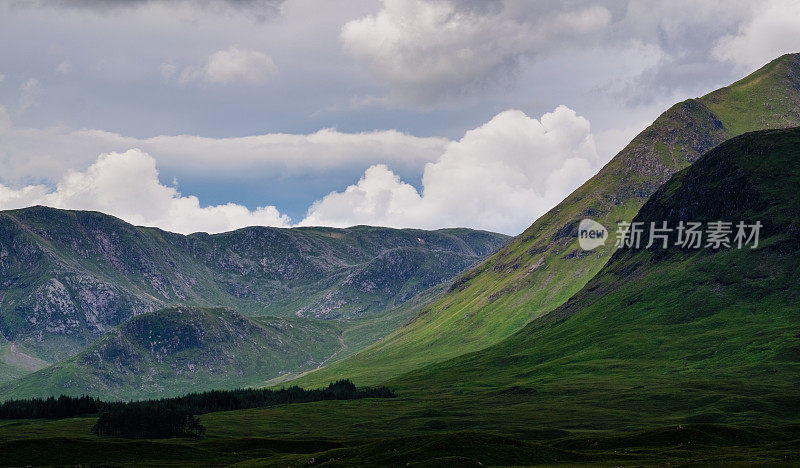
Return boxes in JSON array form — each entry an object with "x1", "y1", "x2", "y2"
[
  {"x1": 290, "y1": 52, "x2": 800, "y2": 388},
  {"x1": 0, "y1": 207, "x2": 507, "y2": 389}
]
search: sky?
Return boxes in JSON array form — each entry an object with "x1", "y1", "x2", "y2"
[{"x1": 0, "y1": 0, "x2": 799, "y2": 235}]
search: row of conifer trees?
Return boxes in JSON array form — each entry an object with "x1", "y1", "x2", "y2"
[{"x1": 0, "y1": 380, "x2": 395, "y2": 438}]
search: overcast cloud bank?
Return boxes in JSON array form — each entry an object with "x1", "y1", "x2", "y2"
[{"x1": 0, "y1": 106, "x2": 600, "y2": 235}]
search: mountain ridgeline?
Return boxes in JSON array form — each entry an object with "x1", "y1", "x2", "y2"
[
  {"x1": 0, "y1": 207, "x2": 508, "y2": 370},
  {"x1": 395, "y1": 126, "x2": 800, "y2": 427},
  {"x1": 290, "y1": 53, "x2": 800, "y2": 388}
]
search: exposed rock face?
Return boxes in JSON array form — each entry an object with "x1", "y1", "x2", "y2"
[{"x1": 0, "y1": 207, "x2": 508, "y2": 362}]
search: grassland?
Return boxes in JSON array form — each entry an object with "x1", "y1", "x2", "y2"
[{"x1": 0, "y1": 408, "x2": 797, "y2": 466}]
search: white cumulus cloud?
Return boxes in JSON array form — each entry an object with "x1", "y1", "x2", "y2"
[
  {"x1": 302, "y1": 106, "x2": 601, "y2": 234},
  {"x1": 0, "y1": 149, "x2": 290, "y2": 234},
  {"x1": 712, "y1": 0, "x2": 800, "y2": 71},
  {"x1": 1, "y1": 106, "x2": 605, "y2": 235},
  {"x1": 180, "y1": 46, "x2": 277, "y2": 85}
]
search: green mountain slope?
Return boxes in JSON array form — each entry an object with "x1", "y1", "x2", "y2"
[
  {"x1": 142, "y1": 127, "x2": 800, "y2": 464},
  {"x1": 0, "y1": 307, "x2": 348, "y2": 400},
  {"x1": 0, "y1": 206, "x2": 507, "y2": 374},
  {"x1": 392, "y1": 126, "x2": 800, "y2": 426},
  {"x1": 290, "y1": 53, "x2": 800, "y2": 388}
]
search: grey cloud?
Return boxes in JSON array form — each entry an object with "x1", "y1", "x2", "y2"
[
  {"x1": 340, "y1": 0, "x2": 762, "y2": 109},
  {"x1": 17, "y1": 0, "x2": 285, "y2": 20}
]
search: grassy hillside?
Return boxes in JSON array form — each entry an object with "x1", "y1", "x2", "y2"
[
  {"x1": 290, "y1": 53, "x2": 800, "y2": 388},
  {"x1": 0, "y1": 307, "x2": 348, "y2": 400},
  {"x1": 0, "y1": 207, "x2": 507, "y2": 373},
  {"x1": 0, "y1": 289, "x2": 454, "y2": 399},
  {"x1": 175, "y1": 129, "x2": 798, "y2": 450},
  {"x1": 1, "y1": 283, "x2": 462, "y2": 399},
  {"x1": 389, "y1": 126, "x2": 800, "y2": 426},
  {"x1": 0, "y1": 336, "x2": 48, "y2": 385}
]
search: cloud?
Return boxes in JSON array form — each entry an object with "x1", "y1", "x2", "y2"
[
  {"x1": 0, "y1": 106, "x2": 601, "y2": 235},
  {"x1": 302, "y1": 106, "x2": 600, "y2": 234},
  {"x1": 339, "y1": 0, "x2": 772, "y2": 109},
  {"x1": 301, "y1": 164, "x2": 423, "y2": 228},
  {"x1": 179, "y1": 46, "x2": 277, "y2": 85},
  {"x1": 0, "y1": 149, "x2": 290, "y2": 234},
  {"x1": 712, "y1": 0, "x2": 800, "y2": 70},
  {"x1": 340, "y1": 0, "x2": 611, "y2": 107},
  {"x1": 18, "y1": 78, "x2": 42, "y2": 112},
  {"x1": 0, "y1": 120, "x2": 447, "y2": 184}
]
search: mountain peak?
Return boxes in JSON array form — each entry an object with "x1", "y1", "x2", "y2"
[
  {"x1": 395, "y1": 126, "x2": 800, "y2": 429},
  {"x1": 701, "y1": 52, "x2": 800, "y2": 136},
  {"x1": 288, "y1": 54, "x2": 800, "y2": 388}
]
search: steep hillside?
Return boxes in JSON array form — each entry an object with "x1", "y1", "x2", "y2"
[
  {"x1": 291, "y1": 53, "x2": 800, "y2": 388},
  {"x1": 0, "y1": 307, "x2": 347, "y2": 400},
  {"x1": 392, "y1": 127, "x2": 800, "y2": 426},
  {"x1": 177, "y1": 127, "x2": 800, "y2": 457},
  {"x1": 0, "y1": 207, "x2": 507, "y2": 370}
]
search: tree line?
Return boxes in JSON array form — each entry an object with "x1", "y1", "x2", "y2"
[{"x1": 0, "y1": 380, "x2": 395, "y2": 438}]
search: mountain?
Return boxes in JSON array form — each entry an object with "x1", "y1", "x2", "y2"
[
  {"x1": 0, "y1": 206, "x2": 508, "y2": 379},
  {"x1": 390, "y1": 126, "x2": 800, "y2": 427},
  {"x1": 0, "y1": 307, "x2": 347, "y2": 400},
  {"x1": 290, "y1": 53, "x2": 800, "y2": 388},
  {"x1": 34, "y1": 125, "x2": 793, "y2": 466},
  {"x1": 121, "y1": 127, "x2": 798, "y2": 465}
]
